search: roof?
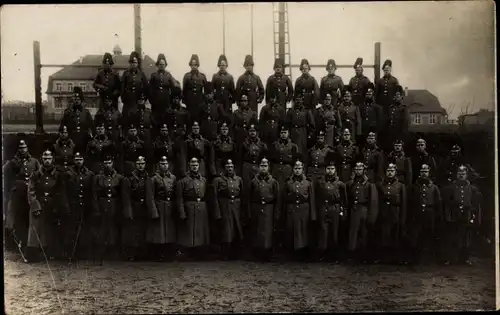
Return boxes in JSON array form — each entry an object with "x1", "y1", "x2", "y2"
[{"x1": 404, "y1": 89, "x2": 446, "y2": 114}]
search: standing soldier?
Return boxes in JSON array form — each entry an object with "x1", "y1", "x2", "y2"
[
  {"x1": 315, "y1": 152, "x2": 348, "y2": 262},
  {"x1": 259, "y1": 95, "x2": 287, "y2": 148},
  {"x1": 60, "y1": 87, "x2": 94, "y2": 152},
  {"x1": 93, "y1": 52, "x2": 121, "y2": 110},
  {"x1": 334, "y1": 128, "x2": 360, "y2": 183},
  {"x1": 319, "y1": 59, "x2": 344, "y2": 108},
  {"x1": 178, "y1": 121, "x2": 215, "y2": 178},
  {"x1": 26, "y1": 150, "x2": 69, "y2": 262},
  {"x1": 235, "y1": 55, "x2": 265, "y2": 113},
  {"x1": 295, "y1": 59, "x2": 320, "y2": 110},
  {"x1": 270, "y1": 123, "x2": 300, "y2": 189},
  {"x1": 265, "y1": 58, "x2": 294, "y2": 111},
  {"x1": 148, "y1": 156, "x2": 177, "y2": 261},
  {"x1": 358, "y1": 83, "x2": 383, "y2": 142},
  {"x1": 281, "y1": 159, "x2": 316, "y2": 261},
  {"x1": 163, "y1": 85, "x2": 191, "y2": 143},
  {"x1": 53, "y1": 125, "x2": 76, "y2": 173},
  {"x1": 411, "y1": 138, "x2": 438, "y2": 184},
  {"x1": 213, "y1": 119, "x2": 238, "y2": 177},
  {"x1": 347, "y1": 58, "x2": 372, "y2": 107},
  {"x1": 126, "y1": 94, "x2": 156, "y2": 152},
  {"x1": 213, "y1": 159, "x2": 245, "y2": 260},
  {"x1": 86, "y1": 122, "x2": 116, "y2": 175},
  {"x1": 122, "y1": 156, "x2": 155, "y2": 261},
  {"x1": 285, "y1": 95, "x2": 315, "y2": 156},
  {"x1": 182, "y1": 54, "x2": 208, "y2": 124},
  {"x1": 313, "y1": 93, "x2": 342, "y2": 148},
  {"x1": 442, "y1": 165, "x2": 482, "y2": 265},
  {"x1": 232, "y1": 94, "x2": 258, "y2": 145},
  {"x1": 120, "y1": 124, "x2": 146, "y2": 177},
  {"x1": 338, "y1": 88, "x2": 362, "y2": 144},
  {"x1": 383, "y1": 85, "x2": 410, "y2": 150},
  {"x1": 385, "y1": 139, "x2": 413, "y2": 187},
  {"x1": 306, "y1": 130, "x2": 335, "y2": 183},
  {"x1": 439, "y1": 144, "x2": 480, "y2": 186},
  {"x1": 375, "y1": 163, "x2": 407, "y2": 264},
  {"x1": 360, "y1": 132, "x2": 384, "y2": 183},
  {"x1": 152, "y1": 124, "x2": 175, "y2": 175},
  {"x1": 345, "y1": 162, "x2": 378, "y2": 263},
  {"x1": 120, "y1": 51, "x2": 149, "y2": 117},
  {"x1": 200, "y1": 81, "x2": 226, "y2": 142},
  {"x1": 212, "y1": 54, "x2": 236, "y2": 115},
  {"x1": 94, "y1": 98, "x2": 123, "y2": 145},
  {"x1": 408, "y1": 164, "x2": 442, "y2": 265},
  {"x1": 248, "y1": 157, "x2": 280, "y2": 261},
  {"x1": 149, "y1": 53, "x2": 177, "y2": 117},
  {"x1": 375, "y1": 59, "x2": 400, "y2": 117},
  {"x1": 240, "y1": 120, "x2": 268, "y2": 190},
  {"x1": 176, "y1": 157, "x2": 211, "y2": 260}
]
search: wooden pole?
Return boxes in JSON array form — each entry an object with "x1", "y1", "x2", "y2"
[
  {"x1": 374, "y1": 42, "x2": 381, "y2": 83},
  {"x1": 278, "y1": 2, "x2": 286, "y2": 63},
  {"x1": 134, "y1": 4, "x2": 142, "y2": 70},
  {"x1": 222, "y1": 3, "x2": 226, "y2": 55},
  {"x1": 250, "y1": 3, "x2": 254, "y2": 57},
  {"x1": 33, "y1": 41, "x2": 44, "y2": 135}
]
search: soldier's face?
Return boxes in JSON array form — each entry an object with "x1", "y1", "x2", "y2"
[
  {"x1": 19, "y1": 147, "x2": 28, "y2": 155},
  {"x1": 159, "y1": 162, "x2": 169, "y2": 172},
  {"x1": 206, "y1": 92, "x2": 214, "y2": 101},
  {"x1": 74, "y1": 158, "x2": 84, "y2": 167},
  {"x1": 240, "y1": 98, "x2": 248, "y2": 107},
  {"x1": 293, "y1": 163, "x2": 303, "y2": 176},
  {"x1": 366, "y1": 90, "x2": 374, "y2": 100},
  {"x1": 158, "y1": 60, "x2": 166, "y2": 71},
  {"x1": 104, "y1": 101, "x2": 113, "y2": 109},
  {"x1": 225, "y1": 163, "x2": 234, "y2": 174},
  {"x1": 451, "y1": 149, "x2": 460, "y2": 157},
  {"x1": 97, "y1": 126, "x2": 106, "y2": 135},
  {"x1": 327, "y1": 68, "x2": 335, "y2": 75},
  {"x1": 73, "y1": 96, "x2": 82, "y2": 106},
  {"x1": 325, "y1": 165, "x2": 336, "y2": 176},
  {"x1": 136, "y1": 161, "x2": 146, "y2": 171},
  {"x1": 354, "y1": 166, "x2": 364, "y2": 176},
  {"x1": 317, "y1": 135, "x2": 325, "y2": 144},
  {"x1": 259, "y1": 163, "x2": 269, "y2": 174},
  {"x1": 420, "y1": 170, "x2": 429, "y2": 179},
  {"x1": 220, "y1": 125, "x2": 229, "y2": 136},
  {"x1": 160, "y1": 129, "x2": 169, "y2": 137},
  {"x1": 219, "y1": 62, "x2": 227, "y2": 71},
  {"x1": 42, "y1": 156, "x2": 53, "y2": 167},
  {"x1": 367, "y1": 135, "x2": 376, "y2": 145},
  {"x1": 130, "y1": 59, "x2": 139, "y2": 69},
  {"x1": 342, "y1": 131, "x2": 351, "y2": 141},
  {"x1": 324, "y1": 97, "x2": 332, "y2": 106},
  {"x1": 416, "y1": 142, "x2": 426, "y2": 152},
  {"x1": 192, "y1": 125, "x2": 200, "y2": 134},
  {"x1": 355, "y1": 67, "x2": 363, "y2": 76},
  {"x1": 190, "y1": 64, "x2": 199, "y2": 71},
  {"x1": 245, "y1": 65, "x2": 253, "y2": 72},
  {"x1": 394, "y1": 93, "x2": 403, "y2": 102},
  {"x1": 104, "y1": 160, "x2": 114, "y2": 170},
  {"x1": 128, "y1": 129, "x2": 138, "y2": 137},
  {"x1": 394, "y1": 144, "x2": 403, "y2": 152},
  {"x1": 189, "y1": 160, "x2": 199, "y2": 172},
  {"x1": 383, "y1": 67, "x2": 391, "y2": 76},
  {"x1": 280, "y1": 130, "x2": 289, "y2": 139},
  {"x1": 301, "y1": 67, "x2": 310, "y2": 75},
  {"x1": 269, "y1": 98, "x2": 277, "y2": 106},
  {"x1": 60, "y1": 130, "x2": 69, "y2": 139},
  {"x1": 249, "y1": 129, "x2": 257, "y2": 138},
  {"x1": 457, "y1": 170, "x2": 467, "y2": 180},
  {"x1": 275, "y1": 66, "x2": 283, "y2": 74},
  {"x1": 386, "y1": 169, "x2": 396, "y2": 178},
  {"x1": 343, "y1": 93, "x2": 352, "y2": 103}
]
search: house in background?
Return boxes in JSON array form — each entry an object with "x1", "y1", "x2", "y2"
[
  {"x1": 45, "y1": 45, "x2": 156, "y2": 115},
  {"x1": 458, "y1": 109, "x2": 494, "y2": 131},
  {"x1": 403, "y1": 88, "x2": 448, "y2": 126}
]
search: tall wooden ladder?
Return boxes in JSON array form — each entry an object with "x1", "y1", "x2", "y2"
[{"x1": 272, "y1": 2, "x2": 293, "y2": 81}]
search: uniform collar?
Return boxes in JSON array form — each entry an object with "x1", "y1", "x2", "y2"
[
  {"x1": 189, "y1": 172, "x2": 201, "y2": 179},
  {"x1": 258, "y1": 173, "x2": 270, "y2": 181}
]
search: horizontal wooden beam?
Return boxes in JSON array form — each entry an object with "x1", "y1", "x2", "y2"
[
  {"x1": 289, "y1": 64, "x2": 376, "y2": 69},
  {"x1": 40, "y1": 64, "x2": 129, "y2": 69}
]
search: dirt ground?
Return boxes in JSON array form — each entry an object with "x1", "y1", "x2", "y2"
[{"x1": 4, "y1": 250, "x2": 496, "y2": 314}]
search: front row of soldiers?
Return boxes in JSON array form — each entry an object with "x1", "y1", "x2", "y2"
[{"x1": 4, "y1": 137, "x2": 482, "y2": 266}]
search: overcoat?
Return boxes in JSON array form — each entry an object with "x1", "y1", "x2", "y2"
[
  {"x1": 385, "y1": 151, "x2": 413, "y2": 187},
  {"x1": 319, "y1": 74, "x2": 343, "y2": 107},
  {"x1": 93, "y1": 69, "x2": 121, "y2": 109},
  {"x1": 334, "y1": 141, "x2": 360, "y2": 183},
  {"x1": 285, "y1": 106, "x2": 315, "y2": 155},
  {"x1": 295, "y1": 73, "x2": 320, "y2": 110},
  {"x1": 120, "y1": 68, "x2": 149, "y2": 116},
  {"x1": 178, "y1": 134, "x2": 215, "y2": 178},
  {"x1": 347, "y1": 75, "x2": 371, "y2": 106},
  {"x1": 259, "y1": 103, "x2": 286, "y2": 147},
  {"x1": 212, "y1": 70, "x2": 236, "y2": 114},
  {"x1": 313, "y1": 106, "x2": 342, "y2": 147},
  {"x1": 269, "y1": 139, "x2": 299, "y2": 188},
  {"x1": 235, "y1": 71, "x2": 265, "y2": 112},
  {"x1": 213, "y1": 174, "x2": 245, "y2": 243},
  {"x1": 199, "y1": 99, "x2": 226, "y2": 142},
  {"x1": 240, "y1": 137, "x2": 268, "y2": 188},
  {"x1": 376, "y1": 178, "x2": 407, "y2": 247},
  {"x1": 265, "y1": 73, "x2": 294, "y2": 110},
  {"x1": 182, "y1": 70, "x2": 208, "y2": 122},
  {"x1": 213, "y1": 135, "x2": 238, "y2": 177},
  {"x1": 306, "y1": 144, "x2": 334, "y2": 182},
  {"x1": 60, "y1": 107, "x2": 94, "y2": 152},
  {"x1": 94, "y1": 107, "x2": 122, "y2": 144},
  {"x1": 231, "y1": 108, "x2": 258, "y2": 145},
  {"x1": 149, "y1": 70, "x2": 177, "y2": 116},
  {"x1": 148, "y1": 171, "x2": 177, "y2": 244},
  {"x1": 338, "y1": 101, "x2": 362, "y2": 143},
  {"x1": 86, "y1": 135, "x2": 115, "y2": 175},
  {"x1": 360, "y1": 145, "x2": 384, "y2": 183},
  {"x1": 53, "y1": 138, "x2": 76, "y2": 173}
]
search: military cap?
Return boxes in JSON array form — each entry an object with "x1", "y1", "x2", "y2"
[
  {"x1": 103, "y1": 155, "x2": 114, "y2": 162},
  {"x1": 189, "y1": 54, "x2": 200, "y2": 66},
  {"x1": 94, "y1": 117, "x2": 106, "y2": 128},
  {"x1": 239, "y1": 93, "x2": 249, "y2": 101},
  {"x1": 18, "y1": 140, "x2": 28, "y2": 148},
  {"x1": 279, "y1": 121, "x2": 290, "y2": 132},
  {"x1": 73, "y1": 86, "x2": 84, "y2": 100},
  {"x1": 353, "y1": 57, "x2": 363, "y2": 69},
  {"x1": 395, "y1": 85, "x2": 404, "y2": 95},
  {"x1": 387, "y1": 163, "x2": 397, "y2": 171},
  {"x1": 225, "y1": 159, "x2": 234, "y2": 166},
  {"x1": 247, "y1": 118, "x2": 258, "y2": 131},
  {"x1": 366, "y1": 82, "x2": 375, "y2": 93},
  {"x1": 300, "y1": 59, "x2": 310, "y2": 71},
  {"x1": 325, "y1": 151, "x2": 337, "y2": 166},
  {"x1": 325, "y1": 59, "x2": 336, "y2": 70},
  {"x1": 416, "y1": 138, "x2": 426, "y2": 145},
  {"x1": 243, "y1": 55, "x2": 254, "y2": 67},
  {"x1": 138, "y1": 93, "x2": 147, "y2": 103},
  {"x1": 260, "y1": 157, "x2": 270, "y2": 165},
  {"x1": 136, "y1": 156, "x2": 146, "y2": 163},
  {"x1": 159, "y1": 155, "x2": 169, "y2": 163},
  {"x1": 342, "y1": 86, "x2": 352, "y2": 96},
  {"x1": 189, "y1": 156, "x2": 200, "y2": 163},
  {"x1": 367, "y1": 131, "x2": 377, "y2": 138},
  {"x1": 42, "y1": 150, "x2": 53, "y2": 158},
  {"x1": 293, "y1": 157, "x2": 304, "y2": 167},
  {"x1": 354, "y1": 162, "x2": 366, "y2": 169},
  {"x1": 317, "y1": 129, "x2": 326, "y2": 138},
  {"x1": 393, "y1": 139, "x2": 404, "y2": 145},
  {"x1": 171, "y1": 85, "x2": 182, "y2": 98},
  {"x1": 324, "y1": 93, "x2": 333, "y2": 101},
  {"x1": 273, "y1": 58, "x2": 284, "y2": 69},
  {"x1": 219, "y1": 117, "x2": 232, "y2": 129},
  {"x1": 342, "y1": 128, "x2": 351, "y2": 135},
  {"x1": 59, "y1": 125, "x2": 68, "y2": 133},
  {"x1": 156, "y1": 53, "x2": 167, "y2": 66},
  {"x1": 159, "y1": 123, "x2": 169, "y2": 131},
  {"x1": 382, "y1": 59, "x2": 392, "y2": 70},
  {"x1": 102, "y1": 52, "x2": 114, "y2": 65},
  {"x1": 129, "y1": 51, "x2": 140, "y2": 63},
  {"x1": 128, "y1": 123, "x2": 137, "y2": 130},
  {"x1": 218, "y1": 54, "x2": 228, "y2": 67},
  {"x1": 451, "y1": 144, "x2": 461, "y2": 152},
  {"x1": 192, "y1": 121, "x2": 200, "y2": 127},
  {"x1": 74, "y1": 152, "x2": 84, "y2": 160},
  {"x1": 204, "y1": 81, "x2": 214, "y2": 94},
  {"x1": 420, "y1": 164, "x2": 431, "y2": 172},
  {"x1": 457, "y1": 165, "x2": 468, "y2": 172}
]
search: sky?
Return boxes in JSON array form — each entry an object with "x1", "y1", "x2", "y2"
[{"x1": 1, "y1": 2, "x2": 495, "y2": 119}]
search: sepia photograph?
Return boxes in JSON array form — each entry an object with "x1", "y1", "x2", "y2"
[{"x1": 1, "y1": 2, "x2": 497, "y2": 313}]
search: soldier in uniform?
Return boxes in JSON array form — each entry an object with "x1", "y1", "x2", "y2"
[
  {"x1": 281, "y1": 159, "x2": 316, "y2": 261},
  {"x1": 407, "y1": 164, "x2": 442, "y2": 265},
  {"x1": 120, "y1": 123, "x2": 146, "y2": 177},
  {"x1": 334, "y1": 128, "x2": 360, "y2": 183},
  {"x1": 240, "y1": 120, "x2": 268, "y2": 191},
  {"x1": 375, "y1": 163, "x2": 407, "y2": 264},
  {"x1": 375, "y1": 59, "x2": 400, "y2": 116},
  {"x1": 259, "y1": 95, "x2": 287, "y2": 148},
  {"x1": 358, "y1": 83, "x2": 383, "y2": 143},
  {"x1": 294, "y1": 59, "x2": 320, "y2": 111},
  {"x1": 285, "y1": 95, "x2": 315, "y2": 155},
  {"x1": 26, "y1": 150, "x2": 69, "y2": 262},
  {"x1": 235, "y1": 55, "x2": 265, "y2": 113},
  {"x1": 314, "y1": 152, "x2": 347, "y2": 262},
  {"x1": 265, "y1": 58, "x2": 294, "y2": 111},
  {"x1": 149, "y1": 53, "x2": 177, "y2": 117},
  {"x1": 313, "y1": 93, "x2": 343, "y2": 148},
  {"x1": 213, "y1": 119, "x2": 238, "y2": 177},
  {"x1": 248, "y1": 157, "x2": 280, "y2": 261},
  {"x1": 212, "y1": 54, "x2": 235, "y2": 115},
  {"x1": 176, "y1": 157, "x2": 211, "y2": 260},
  {"x1": 126, "y1": 94, "x2": 156, "y2": 152},
  {"x1": 121, "y1": 51, "x2": 149, "y2": 117},
  {"x1": 122, "y1": 156, "x2": 155, "y2": 261},
  {"x1": 270, "y1": 123, "x2": 300, "y2": 189},
  {"x1": 182, "y1": 54, "x2": 208, "y2": 124},
  {"x1": 319, "y1": 59, "x2": 344, "y2": 108},
  {"x1": 439, "y1": 144, "x2": 480, "y2": 186},
  {"x1": 338, "y1": 88, "x2": 362, "y2": 144},
  {"x1": 442, "y1": 165, "x2": 482, "y2": 265},
  {"x1": 93, "y1": 52, "x2": 121, "y2": 110},
  {"x1": 411, "y1": 138, "x2": 438, "y2": 184},
  {"x1": 94, "y1": 97, "x2": 123, "y2": 145},
  {"x1": 86, "y1": 122, "x2": 116, "y2": 175},
  {"x1": 178, "y1": 121, "x2": 215, "y2": 178},
  {"x1": 232, "y1": 93, "x2": 258, "y2": 146},
  {"x1": 383, "y1": 85, "x2": 410, "y2": 150},
  {"x1": 213, "y1": 159, "x2": 245, "y2": 260},
  {"x1": 53, "y1": 125, "x2": 76, "y2": 173},
  {"x1": 60, "y1": 86, "x2": 94, "y2": 152},
  {"x1": 148, "y1": 156, "x2": 177, "y2": 261},
  {"x1": 345, "y1": 162, "x2": 378, "y2": 263},
  {"x1": 200, "y1": 81, "x2": 226, "y2": 142},
  {"x1": 152, "y1": 124, "x2": 175, "y2": 175},
  {"x1": 360, "y1": 132, "x2": 384, "y2": 183},
  {"x1": 163, "y1": 85, "x2": 191, "y2": 143},
  {"x1": 385, "y1": 139, "x2": 413, "y2": 187},
  {"x1": 3, "y1": 140, "x2": 40, "y2": 254},
  {"x1": 306, "y1": 129, "x2": 335, "y2": 183},
  {"x1": 347, "y1": 58, "x2": 372, "y2": 107}
]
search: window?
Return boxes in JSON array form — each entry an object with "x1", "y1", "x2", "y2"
[
  {"x1": 56, "y1": 83, "x2": 62, "y2": 92},
  {"x1": 80, "y1": 83, "x2": 86, "y2": 92},
  {"x1": 412, "y1": 113, "x2": 421, "y2": 125},
  {"x1": 68, "y1": 83, "x2": 73, "y2": 91},
  {"x1": 429, "y1": 114, "x2": 437, "y2": 124},
  {"x1": 54, "y1": 98, "x2": 63, "y2": 109}
]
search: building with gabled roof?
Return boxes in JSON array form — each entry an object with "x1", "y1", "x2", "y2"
[{"x1": 403, "y1": 88, "x2": 448, "y2": 125}]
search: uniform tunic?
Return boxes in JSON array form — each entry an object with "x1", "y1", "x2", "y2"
[
  {"x1": 347, "y1": 75, "x2": 371, "y2": 106},
  {"x1": 182, "y1": 70, "x2": 208, "y2": 123},
  {"x1": 334, "y1": 141, "x2": 360, "y2": 183},
  {"x1": 152, "y1": 136, "x2": 175, "y2": 174},
  {"x1": 375, "y1": 74, "x2": 400, "y2": 113},
  {"x1": 176, "y1": 173, "x2": 210, "y2": 248},
  {"x1": 235, "y1": 71, "x2": 265, "y2": 113},
  {"x1": 410, "y1": 152, "x2": 438, "y2": 184},
  {"x1": 358, "y1": 100, "x2": 383, "y2": 136},
  {"x1": 212, "y1": 70, "x2": 236, "y2": 114},
  {"x1": 93, "y1": 69, "x2": 121, "y2": 109},
  {"x1": 240, "y1": 137, "x2": 268, "y2": 188},
  {"x1": 281, "y1": 174, "x2": 316, "y2": 250},
  {"x1": 248, "y1": 174, "x2": 280, "y2": 249},
  {"x1": 285, "y1": 106, "x2": 315, "y2": 155},
  {"x1": 338, "y1": 101, "x2": 362, "y2": 143},
  {"x1": 199, "y1": 100, "x2": 226, "y2": 142},
  {"x1": 60, "y1": 107, "x2": 94, "y2": 152},
  {"x1": 121, "y1": 69, "x2": 149, "y2": 117},
  {"x1": 178, "y1": 134, "x2": 215, "y2": 178},
  {"x1": 384, "y1": 103, "x2": 410, "y2": 147},
  {"x1": 259, "y1": 103, "x2": 286, "y2": 148},
  {"x1": 120, "y1": 137, "x2": 146, "y2": 177},
  {"x1": 376, "y1": 178, "x2": 406, "y2": 248},
  {"x1": 385, "y1": 151, "x2": 413, "y2": 187},
  {"x1": 127, "y1": 108, "x2": 156, "y2": 150},
  {"x1": 313, "y1": 106, "x2": 342, "y2": 148},
  {"x1": 86, "y1": 135, "x2": 115, "y2": 175},
  {"x1": 149, "y1": 70, "x2": 177, "y2": 116},
  {"x1": 94, "y1": 107, "x2": 122, "y2": 144},
  {"x1": 213, "y1": 174, "x2": 244, "y2": 243},
  {"x1": 265, "y1": 73, "x2": 294, "y2": 110},
  {"x1": 163, "y1": 106, "x2": 191, "y2": 142},
  {"x1": 53, "y1": 138, "x2": 76, "y2": 173},
  {"x1": 213, "y1": 135, "x2": 238, "y2": 177},
  {"x1": 270, "y1": 139, "x2": 299, "y2": 188},
  {"x1": 306, "y1": 144, "x2": 334, "y2": 182},
  {"x1": 295, "y1": 73, "x2": 320, "y2": 110},
  {"x1": 438, "y1": 156, "x2": 480, "y2": 186},
  {"x1": 315, "y1": 175, "x2": 347, "y2": 250},
  {"x1": 319, "y1": 74, "x2": 343, "y2": 107},
  {"x1": 148, "y1": 172, "x2": 177, "y2": 244},
  {"x1": 231, "y1": 108, "x2": 258, "y2": 145},
  {"x1": 360, "y1": 145, "x2": 384, "y2": 183}
]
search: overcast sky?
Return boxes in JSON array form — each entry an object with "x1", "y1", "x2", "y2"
[{"x1": 1, "y1": 2, "x2": 495, "y2": 118}]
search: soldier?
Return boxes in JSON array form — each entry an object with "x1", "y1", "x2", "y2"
[
  {"x1": 176, "y1": 157, "x2": 211, "y2": 260},
  {"x1": 94, "y1": 97, "x2": 123, "y2": 145},
  {"x1": 53, "y1": 125, "x2": 76, "y2": 173},
  {"x1": 200, "y1": 81, "x2": 226, "y2": 142},
  {"x1": 294, "y1": 59, "x2": 320, "y2": 110},
  {"x1": 86, "y1": 122, "x2": 116, "y2": 175},
  {"x1": 383, "y1": 85, "x2": 410, "y2": 150},
  {"x1": 240, "y1": 120, "x2": 268, "y2": 190},
  {"x1": 270, "y1": 123, "x2": 300, "y2": 189},
  {"x1": 152, "y1": 124, "x2": 175, "y2": 175},
  {"x1": 407, "y1": 164, "x2": 442, "y2": 265},
  {"x1": 120, "y1": 124, "x2": 146, "y2": 177},
  {"x1": 163, "y1": 85, "x2": 191, "y2": 143},
  {"x1": 60, "y1": 86, "x2": 94, "y2": 152},
  {"x1": 235, "y1": 55, "x2": 265, "y2": 113},
  {"x1": 248, "y1": 157, "x2": 280, "y2": 261},
  {"x1": 439, "y1": 144, "x2": 480, "y2": 186},
  {"x1": 358, "y1": 83, "x2": 383, "y2": 143},
  {"x1": 375, "y1": 163, "x2": 407, "y2": 264},
  {"x1": 93, "y1": 52, "x2": 121, "y2": 110},
  {"x1": 232, "y1": 93, "x2": 258, "y2": 146},
  {"x1": 442, "y1": 165, "x2": 482, "y2": 265},
  {"x1": 91, "y1": 155, "x2": 129, "y2": 264},
  {"x1": 281, "y1": 159, "x2": 316, "y2": 261},
  {"x1": 306, "y1": 130, "x2": 335, "y2": 183},
  {"x1": 213, "y1": 159, "x2": 245, "y2": 260},
  {"x1": 315, "y1": 151, "x2": 348, "y2": 262},
  {"x1": 121, "y1": 51, "x2": 149, "y2": 117},
  {"x1": 178, "y1": 121, "x2": 215, "y2": 178},
  {"x1": 259, "y1": 95, "x2": 287, "y2": 148},
  {"x1": 213, "y1": 119, "x2": 238, "y2": 177},
  {"x1": 3, "y1": 140, "x2": 40, "y2": 254},
  {"x1": 148, "y1": 156, "x2": 177, "y2": 261},
  {"x1": 212, "y1": 54, "x2": 236, "y2": 115},
  {"x1": 126, "y1": 94, "x2": 156, "y2": 151},
  {"x1": 345, "y1": 162, "x2": 378, "y2": 263},
  {"x1": 285, "y1": 95, "x2": 315, "y2": 155},
  {"x1": 375, "y1": 59, "x2": 400, "y2": 116},
  {"x1": 265, "y1": 58, "x2": 294, "y2": 111},
  {"x1": 26, "y1": 150, "x2": 69, "y2": 262},
  {"x1": 347, "y1": 58, "x2": 372, "y2": 107},
  {"x1": 360, "y1": 132, "x2": 384, "y2": 183},
  {"x1": 313, "y1": 93, "x2": 342, "y2": 148},
  {"x1": 122, "y1": 156, "x2": 155, "y2": 261},
  {"x1": 319, "y1": 59, "x2": 344, "y2": 108},
  {"x1": 338, "y1": 88, "x2": 362, "y2": 144},
  {"x1": 182, "y1": 54, "x2": 208, "y2": 123},
  {"x1": 385, "y1": 139, "x2": 413, "y2": 187},
  {"x1": 411, "y1": 138, "x2": 438, "y2": 184},
  {"x1": 149, "y1": 53, "x2": 177, "y2": 117},
  {"x1": 334, "y1": 128, "x2": 360, "y2": 183}
]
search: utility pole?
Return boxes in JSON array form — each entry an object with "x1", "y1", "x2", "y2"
[
  {"x1": 250, "y1": 3, "x2": 254, "y2": 57},
  {"x1": 33, "y1": 41, "x2": 44, "y2": 135},
  {"x1": 134, "y1": 4, "x2": 142, "y2": 70},
  {"x1": 222, "y1": 3, "x2": 226, "y2": 55}
]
